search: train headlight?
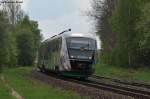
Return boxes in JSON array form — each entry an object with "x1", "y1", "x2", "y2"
[
  {"x1": 88, "y1": 57, "x2": 92, "y2": 59},
  {"x1": 71, "y1": 56, "x2": 74, "y2": 58}
]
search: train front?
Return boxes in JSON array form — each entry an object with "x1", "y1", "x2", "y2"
[{"x1": 66, "y1": 36, "x2": 97, "y2": 77}]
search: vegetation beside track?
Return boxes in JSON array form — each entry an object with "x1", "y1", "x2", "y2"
[
  {"x1": 95, "y1": 62, "x2": 150, "y2": 82},
  {"x1": 0, "y1": 67, "x2": 84, "y2": 99},
  {"x1": 0, "y1": 77, "x2": 14, "y2": 99}
]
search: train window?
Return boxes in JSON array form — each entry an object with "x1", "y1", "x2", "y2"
[
  {"x1": 67, "y1": 37, "x2": 96, "y2": 50},
  {"x1": 50, "y1": 38, "x2": 60, "y2": 52},
  {"x1": 58, "y1": 37, "x2": 62, "y2": 49},
  {"x1": 43, "y1": 43, "x2": 49, "y2": 60},
  {"x1": 47, "y1": 42, "x2": 52, "y2": 59}
]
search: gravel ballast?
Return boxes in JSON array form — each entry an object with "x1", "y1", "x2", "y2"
[{"x1": 30, "y1": 70, "x2": 136, "y2": 99}]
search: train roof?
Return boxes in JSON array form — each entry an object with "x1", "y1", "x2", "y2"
[
  {"x1": 63, "y1": 32, "x2": 97, "y2": 40},
  {"x1": 43, "y1": 32, "x2": 97, "y2": 43}
]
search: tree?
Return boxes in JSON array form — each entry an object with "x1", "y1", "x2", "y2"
[
  {"x1": 90, "y1": 0, "x2": 150, "y2": 67},
  {"x1": 135, "y1": 2, "x2": 150, "y2": 66},
  {"x1": 2, "y1": 0, "x2": 23, "y2": 24},
  {"x1": 90, "y1": 0, "x2": 117, "y2": 64},
  {"x1": 0, "y1": 11, "x2": 10, "y2": 66},
  {"x1": 16, "y1": 16, "x2": 41, "y2": 66},
  {"x1": 111, "y1": 0, "x2": 142, "y2": 67},
  {"x1": 0, "y1": 2, "x2": 41, "y2": 67},
  {"x1": 17, "y1": 32, "x2": 34, "y2": 66},
  {"x1": 0, "y1": 11, "x2": 17, "y2": 67},
  {"x1": 7, "y1": 27, "x2": 18, "y2": 67}
]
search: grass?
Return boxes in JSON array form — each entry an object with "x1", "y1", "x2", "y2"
[
  {"x1": 0, "y1": 67, "x2": 84, "y2": 99},
  {"x1": 1, "y1": 63, "x2": 150, "y2": 99},
  {"x1": 0, "y1": 77, "x2": 14, "y2": 99},
  {"x1": 95, "y1": 62, "x2": 150, "y2": 82}
]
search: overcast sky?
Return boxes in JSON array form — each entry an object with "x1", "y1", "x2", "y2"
[
  {"x1": 22, "y1": 0, "x2": 95, "y2": 38},
  {"x1": 21, "y1": 0, "x2": 101, "y2": 48}
]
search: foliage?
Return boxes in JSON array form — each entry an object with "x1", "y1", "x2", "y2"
[
  {"x1": 0, "y1": 12, "x2": 9, "y2": 66},
  {"x1": 95, "y1": 62, "x2": 150, "y2": 82},
  {"x1": 111, "y1": 0, "x2": 141, "y2": 67},
  {"x1": 90, "y1": 0, "x2": 117, "y2": 64},
  {"x1": 15, "y1": 16, "x2": 41, "y2": 66},
  {"x1": 2, "y1": 0, "x2": 23, "y2": 24},
  {"x1": 135, "y1": 2, "x2": 150, "y2": 66},
  {"x1": 16, "y1": 32, "x2": 34, "y2": 66},
  {"x1": 7, "y1": 29, "x2": 18, "y2": 67},
  {"x1": 91, "y1": 0, "x2": 150, "y2": 67},
  {"x1": 0, "y1": 3, "x2": 41, "y2": 67},
  {"x1": 0, "y1": 11, "x2": 17, "y2": 67}
]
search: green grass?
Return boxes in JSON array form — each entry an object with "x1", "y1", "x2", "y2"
[
  {"x1": 1, "y1": 67, "x2": 84, "y2": 99},
  {"x1": 0, "y1": 77, "x2": 14, "y2": 99},
  {"x1": 95, "y1": 62, "x2": 150, "y2": 82}
]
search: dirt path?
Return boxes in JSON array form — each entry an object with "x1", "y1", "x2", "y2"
[{"x1": 0, "y1": 75, "x2": 24, "y2": 99}]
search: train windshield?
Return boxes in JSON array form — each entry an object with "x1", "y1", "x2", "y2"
[{"x1": 66, "y1": 37, "x2": 96, "y2": 51}]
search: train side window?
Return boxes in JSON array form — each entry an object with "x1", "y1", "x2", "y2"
[
  {"x1": 53, "y1": 39, "x2": 59, "y2": 52},
  {"x1": 48, "y1": 42, "x2": 52, "y2": 59},
  {"x1": 50, "y1": 37, "x2": 62, "y2": 53},
  {"x1": 52, "y1": 40, "x2": 56, "y2": 52},
  {"x1": 56, "y1": 39, "x2": 59, "y2": 51},
  {"x1": 43, "y1": 43, "x2": 49, "y2": 60},
  {"x1": 58, "y1": 37, "x2": 62, "y2": 49}
]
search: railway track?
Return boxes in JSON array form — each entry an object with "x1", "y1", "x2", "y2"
[
  {"x1": 36, "y1": 70, "x2": 150, "y2": 99},
  {"x1": 65, "y1": 77, "x2": 150, "y2": 99},
  {"x1": 92, "y1": 75, "x2": 150, "y2": 89}
]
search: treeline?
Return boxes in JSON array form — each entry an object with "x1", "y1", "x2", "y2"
[
  {"x1": 91, "y1": 0, "x2": 150, "y2": 67},
  {"x1": 0, "y1": 0, "x2": 41, "y2": 70}
]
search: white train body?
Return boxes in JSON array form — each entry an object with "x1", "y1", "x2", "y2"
[{"x1": 38, "y1": 32, "x2": 97, "y2": 77}]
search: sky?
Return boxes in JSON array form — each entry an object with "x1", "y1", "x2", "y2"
[{"x1": 21, "y1": 0, "x2": 101, "y2": 48}]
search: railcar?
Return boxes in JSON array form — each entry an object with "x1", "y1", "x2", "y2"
[{"x1": 38, "y1": 32, "x2": 97, "y2": 78}]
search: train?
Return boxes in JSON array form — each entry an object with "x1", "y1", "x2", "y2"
[{"x1": 37, "y1": 29, "x2": 97, "y2": 78}]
